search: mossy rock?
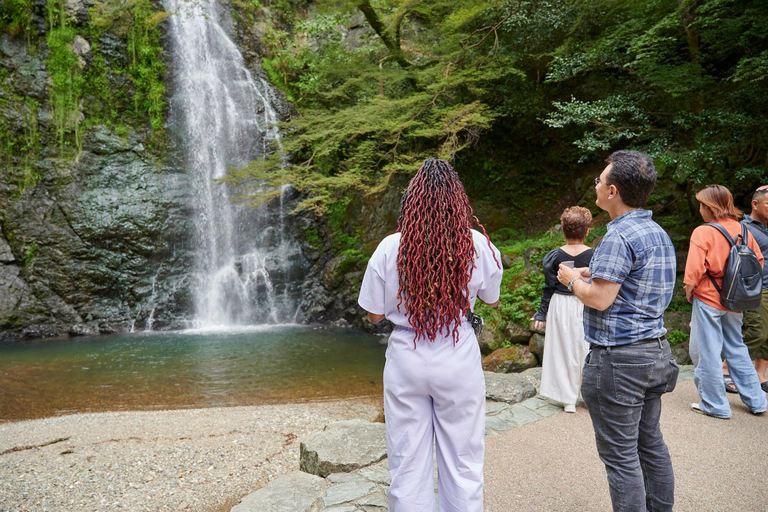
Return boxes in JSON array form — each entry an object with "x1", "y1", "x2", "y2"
[{"x1": 482, "y1": 346, "x2": 538, "y2": 373}]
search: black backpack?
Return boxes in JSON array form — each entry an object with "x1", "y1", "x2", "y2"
[{"x1": 706, "y1": 223, "x2": 763, "y2": 311}]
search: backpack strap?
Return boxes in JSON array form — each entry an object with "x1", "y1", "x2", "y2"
[
  {"x1": 705, "y1": 222, "x2": 738, "y2": 293},
  {"x1": 706, "y1": 222, "x2": 736, "y2": 246},
  {"x1": 741, "y1": 223, "x2": 751, "y2": 247}
]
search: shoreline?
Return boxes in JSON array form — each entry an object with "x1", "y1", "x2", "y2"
[
  {"x1": 0, "y1": 398, "x2": 383, "y2": 512},
  {"x1": 0, "y1": 392, "x2": 385, "y2": 425}
]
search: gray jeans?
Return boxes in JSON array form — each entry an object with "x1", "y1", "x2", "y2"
[{"x1": 581, "y1": 339, "x2": 680, "y2": 512}]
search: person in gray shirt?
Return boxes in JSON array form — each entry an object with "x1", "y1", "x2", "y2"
[{"x1": 739, "y1": 185, "x2": 768, "y2": 393}]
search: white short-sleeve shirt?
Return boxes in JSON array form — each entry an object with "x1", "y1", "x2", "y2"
[{"x1": 358, "y1": 229, "x2": 503, "y2": 331}]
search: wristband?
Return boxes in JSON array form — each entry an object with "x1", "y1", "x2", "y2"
[{"x1": 567, "y1": 276, "x2": 585, "y2": 292}]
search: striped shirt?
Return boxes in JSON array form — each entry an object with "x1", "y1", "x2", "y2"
[{"x1": 584, "y1": 209, "x2": 676, "y2": 346}]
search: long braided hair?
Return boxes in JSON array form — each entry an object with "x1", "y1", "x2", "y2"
[{"x1": 397, "y1": 158, "x2": 499, "y2": 346}]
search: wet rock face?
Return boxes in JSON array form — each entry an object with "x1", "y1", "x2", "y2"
[
  {"x1": 0, "y1": 123, "x2": 195, "y2": 340},
  {"x1": 0, "y1": 18, "x2": 196, "y2": 340}
]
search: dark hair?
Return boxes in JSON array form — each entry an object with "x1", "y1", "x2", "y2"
[
  {"x1": 561, "y1": 206, "x2": 592, "y2": 241},
  {"x1": 397, "y1": 158, "x2": 499, "y2": 345},
  {"x1": 696, "y1": 185, "x2": 742, "y2": 221},
  {"x1": 605, "y1": 150, "x2": 657, "y2": 208}
]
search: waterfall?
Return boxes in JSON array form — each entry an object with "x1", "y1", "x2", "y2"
[{"x1": 165, "y1": 0, "x2": 305, "y2": 327}]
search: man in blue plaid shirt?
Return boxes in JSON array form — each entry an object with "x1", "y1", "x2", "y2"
[{"x1": 558, "y1": 150, "x2": 679, "y2": 512}]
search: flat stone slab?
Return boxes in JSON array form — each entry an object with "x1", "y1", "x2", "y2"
[
  {"x1": 484, "y1": 371, "x2": 537, "y2": 404},
  {"x1": 300, "y1": 419, "x2": 387, "y2": 478},
  {"x1": 323, "y1": 481, "x2": 377, "y2": 507},
  {"x1": 231, "y1": 471, "x2": 327, "y2": 512}
]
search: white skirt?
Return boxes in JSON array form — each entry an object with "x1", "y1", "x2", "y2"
[{"x1": 539, "y1": 293, "x2": 590, "y2": 405}]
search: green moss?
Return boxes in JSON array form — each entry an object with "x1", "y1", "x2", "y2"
[
  {"x1": 325, "y1": 196, "x2": 361, "y2": 252},
  {"x1": 304, "y1": 227, "x2": 321, "y2": 247},
  {"x1": 46, "y1": 0, "x2": 85, "y2": 154},
  {"x1": 667, "y1": 329, "x2": 689, "y2": 345},
  {"x1": 1, "y1": 0, "x2": 36, "y2": 45},
  {"x1": 21, "y1": 242, "x2": 37, "y2": 266}
]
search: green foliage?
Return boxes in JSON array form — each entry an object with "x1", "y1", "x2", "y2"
[
  {"x1": 667, "y1": 329, "x2": 690, "y2": 345},
  {"x1": 21, "y1": 243, "x2": 37, "y2": 266},
  {"x1": 46, "y1": 0, "x2": 85, "y2": 154},
  {"x1": 542, "y1": 0, "x2": 768, "y2": 195},
  {"x1": 226, "y1": 0, "x2": 525, "y2": 214},
  {"x1": 326, "y1": 196, "x2": 361, "y2": 252},
  {"x1": 89, "y1": 0, "x2": 169, "y2": 133},
  {"x1": 223, "y1": 0, "x2": 768, "y2": 230},
  {"x1": 305, "y1": 227, "x2": 322, "y2": 247},
  {"x1": 0, "y1": 0, "x2": 36, "y2": 44}
]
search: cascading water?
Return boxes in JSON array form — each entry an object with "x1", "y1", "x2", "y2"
[{"x1": 165, "y1": 0, "x2": 305, "y2": 327}]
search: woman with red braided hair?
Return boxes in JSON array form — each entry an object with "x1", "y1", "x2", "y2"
[{"x1": 358, "y1": 158, "x2": 502, "y2": 512}]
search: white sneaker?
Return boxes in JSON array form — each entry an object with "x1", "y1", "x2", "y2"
[{"x1": 564, "y1": 404, "x2": 576, "y2": 413}]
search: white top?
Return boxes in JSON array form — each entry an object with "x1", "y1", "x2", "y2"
[{"x1": 358, "y1": 229, "x2": 503, "y2": 332}]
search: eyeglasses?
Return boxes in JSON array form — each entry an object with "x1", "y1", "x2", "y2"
[{"x1": 594, "y1": 177, "x2": 602, "y2": 186}]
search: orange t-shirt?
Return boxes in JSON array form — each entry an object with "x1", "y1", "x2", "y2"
[{"x1": 684, "y1": 218, "x2": 765, "y2": 311}]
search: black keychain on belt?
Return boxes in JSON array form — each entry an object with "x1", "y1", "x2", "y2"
[{"x1": 466, "y1": 309, "x2": 484, "y2": 337}]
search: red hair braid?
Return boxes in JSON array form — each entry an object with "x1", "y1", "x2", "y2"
[{"x1": 396, "y1": 159, "x2": 500, "y2": 346}]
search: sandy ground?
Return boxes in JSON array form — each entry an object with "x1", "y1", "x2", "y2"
[
  {"x1": 2, "y1": 381, "x2": 766, "y2": 512},
  {"x1": 0, "y1": 399, "x2": 381, "y2": 512},
  {"x1": 484, "y1": 380, "x2": 768, "y2": 512}
]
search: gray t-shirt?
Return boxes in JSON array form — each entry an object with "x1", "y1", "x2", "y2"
[{"x1": 742, "y1": 214, "x2": 768, "y2": 289}]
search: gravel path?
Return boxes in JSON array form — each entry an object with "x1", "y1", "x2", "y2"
[
  {"x1": 0, "y1": 399, "x2": 381, "y2": 512},
  {"x1": 484, "y1": 380, "x2": 768, "y2": 512}
]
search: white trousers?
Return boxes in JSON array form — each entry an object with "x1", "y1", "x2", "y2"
[
  {"x1": 384, "y1": 325, "x2": 485, "y2": 512},
  {"x1": 539, "y1": 293, "x2": 589, "y2": 406}
]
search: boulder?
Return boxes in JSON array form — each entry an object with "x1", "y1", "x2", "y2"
[
  {"x1": 477, "y1": 326, "x2": 502, "y2": 355},
  {"x1": 528, "y1": 332, "x2": 545, "y2": 362},
  {"x1": 504, "y1": 323, "x2": 532, "y2": 344},
  {"x1": 300, "y1": 420, "x2": 387, "y2": 478},
  {"x1": 484, "y1": 371, "x2": 537, "y2": 404},
  {"x1": 482, "y1": 346, "x2": 538, "y2": 373},
  {"x1": 0, "y1": 237, "x2": 14, "y2": 263},
  {"x1": 671, "y1": 341, "x2": 692, "y2": 366},
  {"x1": 230, "y1": 471, "x2": 326, "y2": 512},
  {"x1": 664, "y1": 310, "x2": 692, "y2": 333},
  {"x1": 519, "y1": 366, "x2": 543, "y2": 393}
]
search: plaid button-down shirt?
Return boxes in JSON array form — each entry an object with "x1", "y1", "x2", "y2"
[{"x1": 585, "y1": 209, "x2": 676, "y2": 346}]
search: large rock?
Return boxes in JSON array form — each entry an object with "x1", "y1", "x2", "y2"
[
  {"x1": 528, "y1": 332, "x2": 545, "y2": 362},
  {"x1": 664, "y1": 310, "x2": 692, "y2": 333},
  {"x1": 671, "y1": 341, "x2": 692, "y2": 365},
  {"x1": 0, "y1": 237, "x2": 14, "y2": 263},
  {"x1": 484, "y1": 371, "x2": 537, "y2": 404},
  {"x1": 504, "y1": 323, "x2": 532, "y2": 344},
  {"x1": 519, "y1": 366, "x2": 542, "y2": 393},
  {"x1": 477, "y1": 326, "x2": 502, "y2": 355},
  {"x1": 300, "y1": 420, "x2": 387, "y2": 478},
  {"x1": 230, "y1": 471, "x2": 326, "y2": 512},
  {"x1": 482, "y1": 346, "x2": 538, "y2": 373}
]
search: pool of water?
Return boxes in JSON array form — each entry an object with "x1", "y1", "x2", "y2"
[{"x1": 0, "y1": 325, "x2": 386, "y2": 422}]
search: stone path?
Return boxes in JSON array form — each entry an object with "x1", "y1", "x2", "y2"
[{"x1": 231, "y1": 366, "x2": 696, "y2": 512}]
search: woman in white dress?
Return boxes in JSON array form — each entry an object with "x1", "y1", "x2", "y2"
[
  {"x1": 531, "y1": 207, "x2": 593, "y2": 412},
  {"x1": 358, "y1": 158, "x2": 502, "y2": 512}
]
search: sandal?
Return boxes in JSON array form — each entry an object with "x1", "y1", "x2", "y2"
[
  {"x1": 761, "y1": 381, "x2": 768, "y2": 394},
  {"x1": 724, "y1": 374, "x2": 738, "y2": 394}
]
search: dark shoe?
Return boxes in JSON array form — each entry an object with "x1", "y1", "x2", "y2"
[
  {"x1": 724, "y1": 374, "x2": 738, "y2": 394},
  {"x1": 691, "y1": 403, "x2": 730, "y2": 419},
  {"x1": 761, "y1": 381, "x2": 768, "y2": 394}
]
